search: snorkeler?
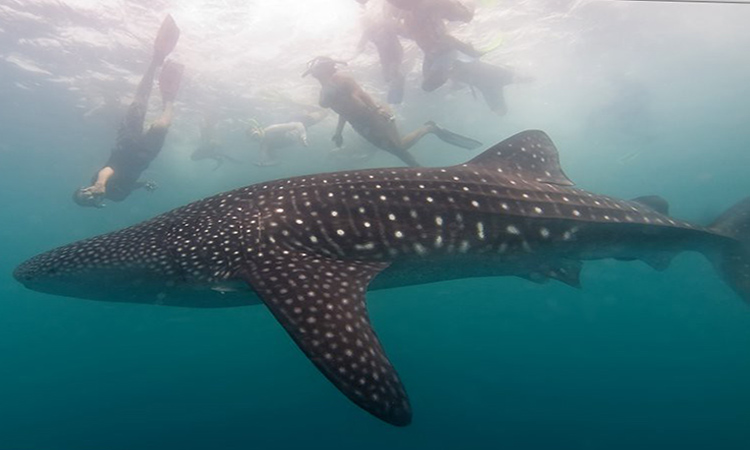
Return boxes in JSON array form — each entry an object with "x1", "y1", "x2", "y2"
[
  {"x1": 355, "y1": 2, "x2": 406, "y2": 104},
  {"x1": 392, "y1": 3, "x2": 525, "y2": 115},
  {"x1": 395, "y1": 4, "x2": 481, "y2": 92},
  {"x1": 72, "y1": 15, "x2": 184, "y2": 208},
  {"x1": 190, "y1": 116, "x2": 242, "y2": 170},
  {"x1": 449, "y1": 58, "x2": 527, "y2": 115},
  {"x1": 303, "y1": 56, "x2": 481, "y2": 167},
  {"x1": 246, "y1": 109, "x2": 327, "y2": 167}
]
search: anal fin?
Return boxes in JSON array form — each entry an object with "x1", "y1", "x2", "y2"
[
  {"x1": 519, "y1": 260, "x2": 583, "y2": 288},
  {"x1": 546, "y1": 260, "x2": 583, "y2": 288},
  {"x1": 242, "y1": 253, "x2": 411, "y2": 426}
]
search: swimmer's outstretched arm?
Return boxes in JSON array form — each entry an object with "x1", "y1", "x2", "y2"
[{"x1": 88, "y1": 166, "x2": 114, "y2": 195}]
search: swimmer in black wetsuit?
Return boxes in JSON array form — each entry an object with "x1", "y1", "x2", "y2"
[
  {"x1": 393, "y1": 0, "x2": 481, "y2": 92},
  {"x1": 73, "y1": 15, "x2": 184, "y2": 208},
  {"x1": 391, "y1": 1, "x2": 527, "y2": 115}
]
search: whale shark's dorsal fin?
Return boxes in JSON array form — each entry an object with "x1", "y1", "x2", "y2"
[
  {"x1": 242, "y1": 253, "x2": 411, "y2": 426},
  {"x1": 467, "y1": 130, "x2": 575, "y2": 186}
]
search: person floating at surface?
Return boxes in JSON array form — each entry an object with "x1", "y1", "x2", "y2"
[
  {"x1": 246, "y1": 109, "x2": 328, "y2": 167},
  {"x1": 355, "y1": 2, "x2": 406, "y2": 104},
  {"x1": 450, "y1": 58, "x2": 526, "y2": 115},
  {"x1": 190, "y1": 116, "x2": 242, "y2": 170},
  {"x1": 303, "y1": 56, "x2": 482, "y2": 167},
  {"x1": 73, "y1": 15, "x2": 184, "y2": 208},
  {"x1": 395, "y1": 4, "x2": 481, "y2": 92},
  {"x1": 393, "y1": 3, "x2": 526, "y2": 115}
]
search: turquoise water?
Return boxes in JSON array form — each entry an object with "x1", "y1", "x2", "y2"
[{"x1": 2, "y1": 1, "x2": 750, "y2": 449}]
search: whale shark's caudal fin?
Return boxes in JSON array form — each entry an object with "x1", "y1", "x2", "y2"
[
  {"x1": 241, "y1": 253, "x2": 412, "y2": 426},
  {"x1": 709, "y1": 197, "x2": 750, "y2": 305},
  {"x1": 466, "y1": 130, "x2": 575, "y2": 186}
]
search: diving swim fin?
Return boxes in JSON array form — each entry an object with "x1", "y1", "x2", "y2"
[
  {"x1": 426, "y1": 121, "x2": 483, "y2": 150},
  {"x1": 154, "y1": 15, "x2": 180, "y2": 65},
  {"x1": 159, "y1": 61, "x2": 184, "y2": 103},
  {"x1": 477, "y1": 33, "x2": 504, "y2": 55}
]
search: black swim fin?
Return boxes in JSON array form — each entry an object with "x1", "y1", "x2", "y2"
[
  {"x1": 426, "y1": 121, "x2": 482, "y2": 150},
  {"x1": 159, "y1": 61, "x2": 184, "y2": 103},
  {"x1": 154, "y1": 15, "x2": 180, "y2": 64}
]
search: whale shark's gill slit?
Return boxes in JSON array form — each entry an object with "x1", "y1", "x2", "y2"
[{"x1": 241, "y1": 253, "x2": 411, "y2": 426}]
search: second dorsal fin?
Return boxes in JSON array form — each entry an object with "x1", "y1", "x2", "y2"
[
  {"x1": 632, "y1": 195, "x2": 670, "y2": 216},
  {"x1": 466, "y1": 130, "x2": 574, "y2": 186}
]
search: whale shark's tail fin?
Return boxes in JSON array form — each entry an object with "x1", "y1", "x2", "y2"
[{"x1": 709, "y1": 197, "x2": 750, "y2": 305}]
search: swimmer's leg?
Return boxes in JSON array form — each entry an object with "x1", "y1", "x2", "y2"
[
  {"x1": 387, "y1": 72, "x2": 405, "y2": 104},
  {"x1": 421, "y1": 52, "x2": 451, "y2": 92},
  {"x1": 118, "y1": 16, "x2": 180, "y2": 141},
  {"x1": 399, "y1": 125, "x2": 432, "y2": 151},
  {"x1": 391, "y1": 149, "x2": 420, "y2": 167},
  {"x1": 383, "y1": 61, "x2": 406, "y2": 105},
  {"x1": 136, "y1": 62, "x2": 182, "y2": 164},
  {"x1": 478, "y1": 86, "x2": 507, "y2": 115},
  {"x1": 391, "y1": 125, "x2": 432, "y2": 165},
  {"x1": 115, "y1": 58, "x2": 159, "y2": 150},
  {"x1": 451, "y1": 60, "x2": 513, "y2": 114}
]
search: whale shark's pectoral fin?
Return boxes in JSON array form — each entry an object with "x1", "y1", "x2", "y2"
[
  {"x1": 467, "y1": 130, "x2": 574, "y2": 186},
  {"x1": 241, "y1": 254, "x2": 411, "y2": 426}
]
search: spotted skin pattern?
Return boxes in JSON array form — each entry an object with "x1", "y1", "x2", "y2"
[{"x1": 14, "y1": 130, "x2": 750, "y2": 426}]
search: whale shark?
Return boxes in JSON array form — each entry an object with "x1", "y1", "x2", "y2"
[{"x1": 14, "y1": 130, "x2": 750, "y2": 426}]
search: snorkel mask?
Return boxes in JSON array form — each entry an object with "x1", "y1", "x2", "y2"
[
  {"x1": 302, "y1": 56, "x2": 347, "y2": 78},
  {"x1": 72, "y1": 187, "x2": 105, "y2": 209}
]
